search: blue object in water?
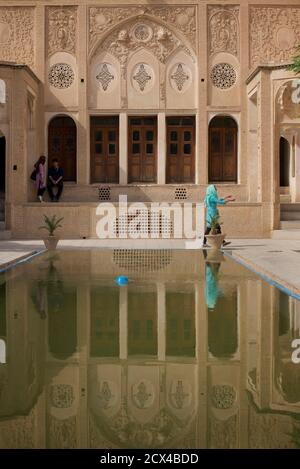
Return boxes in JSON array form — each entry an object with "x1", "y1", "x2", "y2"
[{"x1": 115, "y1": 275, "x2": 128, "y2": 286}]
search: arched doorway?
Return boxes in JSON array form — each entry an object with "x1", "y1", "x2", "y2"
[
  {"x1": 279, "y1": 136, "x2": 290, "y2": 189},
  {"x1": 0, "y1": 134, "x2": 6, "y2": 223},
  {"x1": 209, "y1": 116, "x2": 237, "y2": 183},
  {"x1": 48, "y1": 116, "x2": 77, "y2": 182}
]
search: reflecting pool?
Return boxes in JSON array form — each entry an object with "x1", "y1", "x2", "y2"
[{"x1": 0, "y1": 249, "x2": 299, "y2": 449}]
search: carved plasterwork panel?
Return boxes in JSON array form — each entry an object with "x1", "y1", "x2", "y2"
[
  {"x1": 93, "y1": 18, "x2": 192, "y2": 77},
  {"x1": 89, "y1": 6, "x2": 196, "y2": 52},
  {"x1": 250, "y1": 7, "x2": 300, "y2": 67},
  {"x1": 208, "y1": 6, "x2": 239, "y2": 58},
  {"x1": 0, "y1": 7, "x2": 34, "y2": 68},
  {"x1": 47, "y1": 7, "x2": 77, "y2": 57},
  {"x1": 277, "y1": 80, "x2": 300, "y2": 121}
]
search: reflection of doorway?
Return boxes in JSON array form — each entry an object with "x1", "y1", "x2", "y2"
[
  {"x1": 48, "y1": 116, "x2": 77, "y2": 182},
  {"x1": 209, "y1": 116, "x2": 237, "y2": 183},
  {"x1": 279, "y1": 136, "x2": 290, "y2": 190},
  {"x1": 0, "y1": 135, "x2": 6, "y2": 222}
]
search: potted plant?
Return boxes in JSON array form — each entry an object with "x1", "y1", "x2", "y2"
[
  {"x1": 205, "y1": 214, "x2": 226, "y2": 250},
  {"x1": 39, "y1": 214, "x2": 64, "y2": 250}
]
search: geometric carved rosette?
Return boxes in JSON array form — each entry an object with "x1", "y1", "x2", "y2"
[
  {"x1": 211, "y1": 63, "x2": 237, "y2": 90},
  {"x1": 49, "y1": 63, "x2": 75, "y2": 89}
]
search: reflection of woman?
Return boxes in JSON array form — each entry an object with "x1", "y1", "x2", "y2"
[
  {"x1": 205, "y1": 261, "x2": 221, "y2": 310},
  {"x1": 31, "y1": 280, "x2": 47, "y2": 319}
]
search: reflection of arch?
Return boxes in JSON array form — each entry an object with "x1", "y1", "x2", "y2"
[
  {"x1": 0, "y1": 338, "x2": 6, "y2": 364},
  {"x1": 48, "y1": 115, "x2": 77, "y2": 182},
  {"x1": 209, "y1": 115, "x2": 238, "y2": 183},
  {"x1": 279, "y1": 136, "x2": 290, "y2": 188}
]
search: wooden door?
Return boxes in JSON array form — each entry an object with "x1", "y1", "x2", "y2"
[
  {"x1": 166, "y1": 116, "x2": 195, "y2": 183},
  {"x1": 128, "y1": 116, "x2": 157, "y2": 183},
  {"x1": 48, "y1": 116, "x2": 77, "y2": 182},
  {"x1": 90, "y1": 116, "x2": 119, "y2": 183},
  {"x1": 209, "y1": 116, "x2": 237, "y2": 183}
]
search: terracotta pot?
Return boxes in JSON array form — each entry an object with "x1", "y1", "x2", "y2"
[
  {"x1": 206, "y1": 233, "x2": 226, "y2": 250},
  {"x1": 43, "y1": 236, "x2": 59, "y2": 251},
  {"x1": 206, "y1": 250, "x2": 226, "y2": 263}
]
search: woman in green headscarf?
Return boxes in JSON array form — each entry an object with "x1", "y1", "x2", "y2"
[{"x1": 203, "y1": 184, "x2": 235, "y2": 247}]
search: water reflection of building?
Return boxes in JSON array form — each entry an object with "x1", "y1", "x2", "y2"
[{"x1": 0, "y1": 250, "x2": 299, "y2": 448}]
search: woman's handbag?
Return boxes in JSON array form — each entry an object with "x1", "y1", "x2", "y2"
[{"x1": 30, "y1": 168, "x2": 37, "y2": 181}]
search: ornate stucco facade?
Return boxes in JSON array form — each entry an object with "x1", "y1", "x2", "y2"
[{"x1": 0, "y1": 1, "x2": 300, "y2": 238}]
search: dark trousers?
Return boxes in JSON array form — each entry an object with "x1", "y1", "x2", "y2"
[
  {"x1": 47, "y1": 180, "x2": 63, "y2": 201},
  {"x1": 204, "y1": 223, "x2": 221, "y2": 245},
  {"x1": 37, "y1": 187, "x2": 46, "y2": 197}
]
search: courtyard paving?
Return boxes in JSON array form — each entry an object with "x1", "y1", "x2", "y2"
[{"x1": 0, "y1": 238, "x2": 300, "y2": 297}]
